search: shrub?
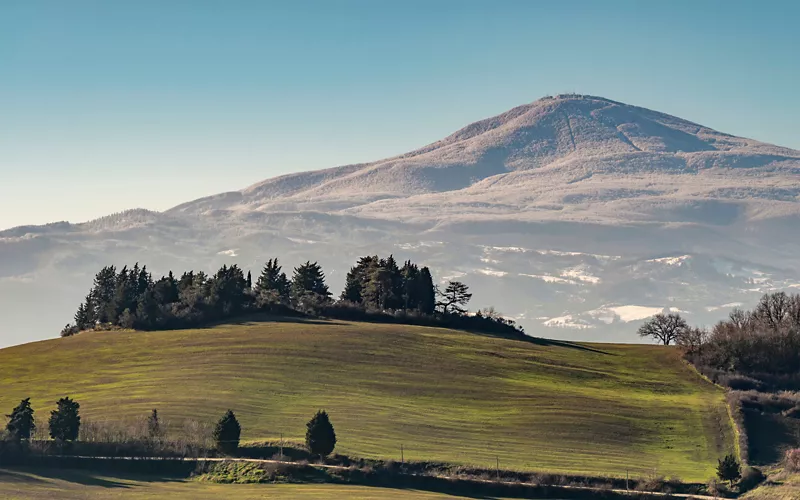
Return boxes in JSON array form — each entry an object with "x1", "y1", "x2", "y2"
[
  {"x1": 305, "y1": 410, "x2": 336, "y2": 459},
  {"x1": 786, "y1": 448, "x2": 800, "y2": 472},
  {"x1": 738, "y1": 466, "x2": 765, "y2": 492},
  {"x1": 213, "y1": 410, "x2": 241, "y2": 454}
]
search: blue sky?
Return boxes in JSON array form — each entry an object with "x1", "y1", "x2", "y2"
[{"x1": 1, "y1": 0, "x2": 798, "y2": 230}]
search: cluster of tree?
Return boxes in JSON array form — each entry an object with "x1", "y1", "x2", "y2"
[
  {"x1": 62, "y1": 255, "x2": 522, "y2": 337},
  {"x1": 689, "y1": 293, "x2": 800, "y2": 389},
  {"x1": 341, "y1": 256, "x2": 435, "y2": 314},
  {"x1": 4, "y1": 397, "x2": 80, "y2": 443},
  {"x1": 636, "y1": 293, "x2": 800, "y2": 390},
  {"x1": 5, "y1": 397, "x2": 336, "y2": 459}
]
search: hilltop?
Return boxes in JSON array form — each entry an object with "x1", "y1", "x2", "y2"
[
  {"x1": 0, "y1": 320, "x2": 734, "y2": 481},
  {"x1": 2, "y1": 94, "x2": 800, "y2": 346}
]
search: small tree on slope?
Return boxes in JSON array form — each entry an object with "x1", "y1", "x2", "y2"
[
  {"x1": 49, "y1": 397, "x2": 80, "y2": 442},
  {"x1": 6, "y1": 398, "x2": 35, "y2": 441},
  {"x1": 213, "y1": 410, "x2": 241, "y2": 454},
  {"x1": 305, "y1": 410, "x2": 336, "y2": 459},
  {"x1": 717, "y1": 454, "x2": 741, "y2": 488}
]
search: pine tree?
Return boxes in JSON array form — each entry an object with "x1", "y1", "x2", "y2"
[
  {"x1": 437, "y1": 281, "x2": 472, "y2": 314},
  {"x1": 417, "y1": 267, "x2": 436, "y2": 315},
  {"x1": 340, "y1": 256, "x2": 378, "y2": 304},
  {"x1": 255, "y1": 258, "x2": 291, "y2": 305},
  {"x1": 400, "y1": 261, "x2": 420, "y2": 310},
  {"x1": 74, "y1": 303, "x2": 89, "y2": 331},
  {"x1": 6, "y1": 398, "x2": 35, "y2": 441},
  {"x1": 212, "y1": 410, "x2": 241, "y2": 454},
  {"x1": 363, "y1": 261, "x2": 392, "y2": 310},
  {"x1": 305, "y1": 410, "x2": 336, "y2": 459},
  {"x1": 384, "y1": 255, "x2": 403, "y2": 309},
  {"x1": 91, "y1": 265, "x2": 117, "y2": 323},
  {"x1": 291, "y1": 262, "x2": 330, "y2": 305},
  {"x1": 49, "y1": 397, "x2": 80, "y2": 442},
  {"x1": 717, "y1": 454, "x2": 741, "y2": 488},
  {"x1": 246, "y1": 271, "x2": 252, "y2": 290}
]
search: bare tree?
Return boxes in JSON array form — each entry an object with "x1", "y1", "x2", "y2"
[
  {"x1": 676, "y1": 326, "x2": 708, "y2": 353},
  {"x1": 436, "y1": 281, "x2": 472, "y2": 314},
  {"x1": 638, "y1": 313, "x2": 689, "y2": 345}
]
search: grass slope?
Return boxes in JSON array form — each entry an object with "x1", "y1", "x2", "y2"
[
  {"x1": 0, "y1": 320, "x2": 734, "y2": 481},
  {"x1": 0, "y1": 468, "x2": 461, "y2": 499}
]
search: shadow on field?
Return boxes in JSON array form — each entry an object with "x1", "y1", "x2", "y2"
[
  {"x1": 525, "y1": 337, "x2": 614, "y2": 356},
  {"x1": 210, "y1": 313, "x2": 333, "y2": 328},
  {"x1": 1, "y1": 466, "x2": 190, "y2": 490},
  {"x1": 0, "y1": 468, "x2": 49, "y2": 484},
  {"x1": 470, "y1": 330, "x2": 614, "y2": 356}
]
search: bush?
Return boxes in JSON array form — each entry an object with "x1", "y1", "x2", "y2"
[
  {"x1": 786, "y1": 448, "x2": 800, "y2": 472},
  {"x1": 738, "y1": 466, "x2": 765, "y2": 492}
]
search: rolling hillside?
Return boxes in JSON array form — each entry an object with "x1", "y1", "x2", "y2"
[{"x1": 0, "y1": 320, "x2": 734, "y2": 481}]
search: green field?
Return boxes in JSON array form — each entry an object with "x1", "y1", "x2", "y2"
[
  {"x1": 0, "y1": 319, "x2": 734, "y2": 481},
  {"x1": 0, "y1": 468, "x2": 471, "y2": 499}
]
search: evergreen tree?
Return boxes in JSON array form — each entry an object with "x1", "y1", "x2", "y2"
[
  {"x1": 417, "y1": 267, "x2": 436, "y2": 315},
  {"x1": 74, "y1": 303, "x2": 90, "y2": 331},
  {"x1": 246, "y1": 271, "x2": 252, "y2": 290},
  {"x1": 49, "y1": 397, "x2": 80, "y2": 442},
  {"x1": 135, "y1": 289, "x2": 161, "y2": 329},
  {"x1": 384, "y1": 255, "x2": 404, "y2": 309},
  {"x1": 5, "y1": 398, "x2": 35, "y2": 441},
  {"x1": 91, "y1": 265, "x2": 117, "y2": 323},
  {"x1": 212, "y1": 409, "x2": 241, "y2": 454},
  {"x1": 147, "y1": 409, "x2": 161, "y2": 439},
  {"x1": 291, "y1": 262, "x2": 330, "y2": 303},
  {"x1": 363, "y1": 260, "x2": 392, "y2": 310},
  {"x1": 717, "y1": 454, "x2": 741, "y2": 488},
  {"x1": 305, "y1": 410, "x2": 336, "y2": 459},
  {"x1": 255, "y1": 258, "x2": 291, "y2": 305},
  {"x1": 208, "y1": 265, "x2": 248, "y2": 317},
  {"x1": 400, "y1": 261, "x2": 420, "y2": 310},
  {"x1": 437, "y1": 281, "x2": 472, "y2": 314},
  {"x1": 153, "y1": 272, "x2": 179, "y2": 305},
  {"x1": 340, "y1": 256, "x2": 378, "y2": 303}
]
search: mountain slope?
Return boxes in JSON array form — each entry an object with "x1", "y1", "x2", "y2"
[
  {"x1": 1, "y1": 94, "x2": 800, "y2": 347},
  {"x1": 168, "y1": 94, "x2": 800, "y2": 224},
  {"x1": 0, "y1": 320, "x2": 735, "y2": 481}
]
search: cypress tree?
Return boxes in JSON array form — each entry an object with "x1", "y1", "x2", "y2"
[
  {"x1": 49, "y1": 397, "x2": 80, "y2": 442},
  {"x1": 417, "y1": 267, "x2": 436, "y2": 315},
  {"x1": 6, "y1": 398, "x2": 35, "y2": 441},
  {"x1": 213, "y1": 410, "x2": 241, "y2": 454},
  {"x1": 305, "y1": 410, "x2": 336, "y2": 459}
]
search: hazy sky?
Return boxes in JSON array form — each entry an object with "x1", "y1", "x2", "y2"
[{"x1": 2, "y1": 0, "x2": 798, "y2": 230}]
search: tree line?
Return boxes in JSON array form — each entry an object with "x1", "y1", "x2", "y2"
[
  {"x1": 4, "y1": 396, "x2": 337, "y2": 459},
  {"x1": 62, "y1": 255, "x2": 522, "y2": 337}
]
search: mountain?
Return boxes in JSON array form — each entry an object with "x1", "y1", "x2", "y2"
[{"x1": 2, "y1": 94, "x2": 800, "y2": 347}]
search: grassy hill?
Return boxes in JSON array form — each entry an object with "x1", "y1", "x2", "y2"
[{"x1": 0, "y1": 319, "x2": 735, "y2": 481}]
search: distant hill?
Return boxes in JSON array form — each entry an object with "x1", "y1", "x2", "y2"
[
  {"x1": 2, "y1": 94, "x2": 800, "y2": 346},
  {"x1": 0, "y1": 319, "x2": 734, "y2": 481}
]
